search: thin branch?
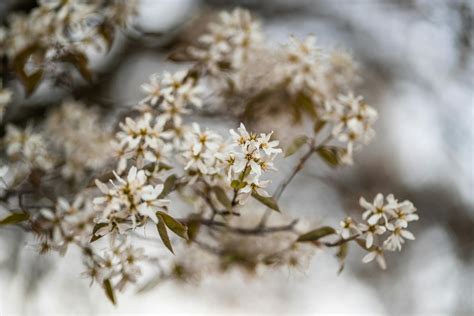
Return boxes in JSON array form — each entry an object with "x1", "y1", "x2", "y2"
[{"x1": 181, "y1": 217, "x2": 298, "y2": 236}]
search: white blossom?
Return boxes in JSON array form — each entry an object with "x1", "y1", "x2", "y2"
[{"x1": 362, "y1": 248, "x2": 387, "y2": 270}]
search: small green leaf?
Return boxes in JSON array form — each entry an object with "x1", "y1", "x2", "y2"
[
  {"x1": 313, "y1": 120, "x2": 326, "y2": 134},
  {"x1": 231, "y1": 180, "x2": 246, "y2": 190},
  {"x1": 316, "y1": 147, "x2": 340, "y2": 167},
  {"x1": 251, "y1": 192, "x2": 280, "y2": 212},
  {"x1": 90, "y1": 223, "x2": 108, "y2": 242},
  {"x1": 157, "y1": 211, "x2": 187, "y2": 240},
  {"x1": 158, "y1": 174, "x2": 177, "y2": 199},
  {"x1": 137, "y1": 275, "x2": 163, "y2": 294},
  {"x1": 0, "y1": 212, "x2": 30, "y2": 225},
  {"x1": 103, "y1": 279, "x2": 116, "y2": 305},
  {"x1": 167, "y1": 50, "x2": 194, "y2": 62},
  {"x1": 13, "y1": 44, "x2": 46, "y2": 96},
  {"x1": 297, "y1": 226, "x2": 336, "y2": 242},
  {"x1": 186, "y1": 219, "x2": 201, "y2": 242},
  {"x1": 231, "y1": 180, "x2": 240, "y2": 189},
  {"x1": 212, "y1": 186, "x2": 232, "y2": 210},
  {"x1": 298, "y1": 93, "x2": 317, "y2": 118},
  {"x1": 98, "y1": 22, "x2": 115, "y2": 52},
  {"x1": 285, "y1": 135, "x2": 308, "y2": 157},
  {"x1": 336, "y1": 242, "x2": 349, "y2": 274},
  {"x1": 61, "y1": 50, "x2": 93, "y2": 82},
  {"x1": 157, "y1": 162, "x2": 173, "y2": 171},
  {"x1": 157, "y1": 218, "x2": 173, "y2": 254}
]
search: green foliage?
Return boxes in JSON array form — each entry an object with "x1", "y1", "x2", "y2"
[
  {"x1": 231, "y1": 180, "x2": 246, "y2": 190},
  {"x1": 297, "y1": 226, "x2": 336, "y2": 242},
  {"x1": 90, "y1": 223, "x2": 108, "y2": 242},
  {"x1": 13, "y1": 44, "x2": 45, "y2": 96},
  {"x1": 251, "y1": 192, "x2": 280, "y2": 212},
  {"x1": 158, "y1": 174, "x2": 177, "y2": 198},
  {"x1": 156, "y1": 212, "x2": 188, "y2": 254},
  {"x1": 313, "y1": 120, "x2": 326, "y2": 134},
  {"x1": 212, "y1": 186, "x2": 232, "y2": 210},
  {"x1": 60, "y1": 50, "x2": 93, "y2": 82},
  {"x1": 336, "y1": 242, "x2": 349, "y2": 274},
  {"x1": 316, "y1": 147, "x2": 340, "y2": 167},
  {"x1": 103, "y1": 279, "x2": 116, "y2": 305},
  {"x1": 0, "y1": 212, "x2": 30, "y2": 225},
  {"x1": 157, "y1": 211, "x2": 188, "y2": 240},
  {"x1": 285, "y1": 135, "x2": 308, "y2": 157},
  {"x1": 156, "y1": 219, "x2": 174, "y2": 254}
]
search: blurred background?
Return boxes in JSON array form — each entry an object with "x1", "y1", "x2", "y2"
[{"x1": 0, "y1": 0, "x2": 473, "y2": 315}]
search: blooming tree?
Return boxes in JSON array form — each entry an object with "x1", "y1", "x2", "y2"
[{"x1": 0, "y1": 4, "x2": 418, "y2": 305}]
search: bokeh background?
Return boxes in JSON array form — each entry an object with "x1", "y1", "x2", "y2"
[{"x1": 0, "y1": 0, "x2": 473, "y2": 315}]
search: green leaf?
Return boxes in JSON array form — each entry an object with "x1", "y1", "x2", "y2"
[
  {"x1": 0, "y1": 212, "x2": 30, "y2": 225},
  {"x1": 231, "y1": 180, "x2": 240, "y2": 189},
  {"x1": 103, "y1": 279, "x2": 116, "y2": 305},
  {"x1": 61, "y1": 51, "x2": 93, "y2": 82},
  {"x1": 156, "y1": 218, "x2": 173, "y2": 254},
  {"x1": 336, "y1": 242, "x2": 349, "y2": 274},
  {"x1": 251, "y1": 192, "x2": 280, "y2": 212},
  {"x1": 316, "y1": 147, "x2": 340, "y2": 167},
  {"x1": 291, "y1": 92, "x2": 317, "y2": 123},
  {"x1": 158, "y1": 174, "x2": 177, "y2": 199},
  {"x1": 285, "y1": 135, "x2": 308, "y2": 157},
  {"x1": 167, "y1": 50, "x2": 194, "y2": 62},
  {"x1": 212, "y1": 186, "x2": 232, "y2": 210},
  {"x1": 186, "y1": 219, "x2": 201, "y2": 242},
  {"x1": 157, "y1": 211, "x2": 187, "y2": 240},
  {"x1": 90, "y1": 223, "x2": 108, "y2": 242},
  {"x1": 297, "y1": 226, "x2": 336, "y2": 242},
  {"x1": 137, "y1": 275, "x2": 163, "y2": 294},
  {"x1": 98, "y1": 22, "x2": 115, "y2": 52},
  {"x1": 13, "y1": 44, "x2": 46, "y2": 96},
  {"x1": 313, "y1": 120, "x2": 326, "y2": 134},
  {"x1": 231, "y1": 180, "x2": 246, "y2": 190},
  {"x1": 158, "y1": 162, "x2": 173, "y2": 171}
]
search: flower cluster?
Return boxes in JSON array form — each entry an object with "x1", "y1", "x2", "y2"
[
  {"x1": 115, "y1": 113, "x2": 172, "y2": 173},
  {"x1": 180, "y1": 123, "x2": 224, "y2": 181},
  {"x1": 1, "y1": 0, "x2": 138, "y2": 96},
  {"x1": 45, "y1": 101, "x2": 113, "y2": 181},
  {"x1": 189, "y1": 8, "x2": 263, "y2": 77},
  {"x1": 93, "y1": 166, "x2": 170, "y2": 235},
  {"x1": 140, "y1": 70, "x2": 203, "y2": 112},
  {"x1": 3, "y1": 0, "x2": 137, "y2": 58},
  {"x1": 82, "y1": 238, "x2": 146, "y2": 292},
  {"x1": 278, "y1": 36, "x2": 322, "y2": 94},
  {"x1": 3, "y1": 124, "x2": 54, "y2": 172},
  {"x1": 323, "y1": 93, "x2": 378, "y2": 165},
  {"x1": 0, "y1": 6, "x2": 421, "y2": 306},
  {"x1": 339, "y1": 193, "x2": 418, "y2": 269},
  {"x1": 37, "y1": 195, "x2": 95, "y2": 254},
  {"x1": 221, "y1": 123, "x2": 282, "y2": 203}
]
